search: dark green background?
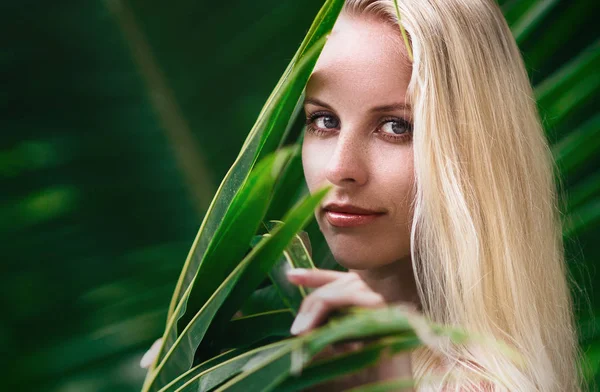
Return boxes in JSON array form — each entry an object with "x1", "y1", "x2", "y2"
[{"x1": 1, "y1": 1, "x2": 598, "y2": 391}]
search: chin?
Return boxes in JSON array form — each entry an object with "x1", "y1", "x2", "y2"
[
  {"x1": 322, "y1": 230, "x2": 412, "y2": 271},
  {"x1": 327, "y1": 241, "x2": 398, "y2": 270},
  {"x1": 316, "y1": 215, "x2": 412, "y2": 270},
  {"x1": 332, "y1": 254, "x2": 373, "y2": 270}
]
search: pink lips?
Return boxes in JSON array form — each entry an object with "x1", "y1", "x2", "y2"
[{"x1": 323, "y1": 203, "x2": 385, "y2": 228}]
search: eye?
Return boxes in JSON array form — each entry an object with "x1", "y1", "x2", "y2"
[
  {"x1": 304, "y1": 111, "x2": 340, "y2": 137},
  {"x1": 314, "y1": 115, "x2": 339, "y2": 129},
  {"x1": 380, "y1": 119, "x2": 411, "y2": 135},
  {"x1": 377, "y1": 118, "x2": 414, "y2": 143}
]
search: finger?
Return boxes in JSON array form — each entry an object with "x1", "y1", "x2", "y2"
[
  {"x1": 291, "y1": 286, "x2": 385, "y2": 335},
  {"x1": 296, "y1": 274, "x2": 356, "y2": 315},
  {"x1": 291, "y1": 291, "x2": 385, "y2": 335},
  {"x1": 286, "y1": 268, "x2": 353, "y2": 288},
  {"x1": 310, "y1": 285, "x2": 386, "y2": 311},
  {"x1": 140, "y1": 337, "x2": 163, "y2": 369},
  {"x1": 291, "y1": 300, "x2": 327, "y2": 335}
]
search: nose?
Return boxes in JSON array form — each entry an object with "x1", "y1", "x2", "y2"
[{"x1": 325, "y1": 130, "x2": 369, "y2": 187}]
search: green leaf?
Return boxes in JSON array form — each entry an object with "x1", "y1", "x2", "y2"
[
  {"x1": 241, "y1": 285, "x2": 288, "y2": 315},
  {"x1": 165, "y1": 0, "x2": 345, "y2": 326},
  {"x1": 508, "y1": 0, "x2": 560, "y2": 44},
  {"x1": 564, "y1": 197, "x2": 600, "y2": 238},
  {"x1": 519, "y1": 0, "x2": 592, "y2": 73},
  {"x1": 276, "y1": 335, "x2": 421, "y2": 392},
  {"x1": 263, "y1": 221, "x2": 317, "y2": 315},
  {"x1": 197, "y1": 188, "x2": 332, "y2": 360},
  {"x1": 535, "y1": 39, "x2": 600, "y2": 131},
  {"x1": 264, "y1": 140, "x2": 306, "y2": 222},
  {"x1": 172, "y1": 34, "x2": 328, "y2": 337},
  {"x1": 344, "y1": 378, "x2": 416, "y2": 392},
  {"x1": 223, "y1": 309, "x2": 295, "y2": 349},
  {"x1": 175, "y1": 145, "x2": 299, "y2": 333},
  {"x1": 565, "y1": 170, "x2": 600, "y2": 214},
  {"x1": 553, "y1": 113, "x2": 600, "y2": 180},
  {"x1": 158, "y1": 341, "x2": 291, "y2": 392},
  {"x1": 148, "y1": 147, "x2": 295, "y2": 384},
  {"x1": 582, "y1": 338, "x2": 600, "y2": 384},
  {"x1": 145, "y1": 184, "x2": 332, "y2": 391},
  {"x1": 209, "y1": 306, "x2": 475, "y2": 392},
  {"x1": 156, "y1": 348, "x2": 245, "y2": 392}
]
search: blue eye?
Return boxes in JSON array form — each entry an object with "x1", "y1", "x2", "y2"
[
  {"x1": 304, "y1": 111, "x2": 340, "y2": 137},
  {"x1": 304, "y1": 111, "x2": 413, "y2": 143},
  {"x1": 314, "y1": 115, "x2": 339, "y2": 129},
  {"x1": 377, "y1": 118, "x2": 413, "y2": 143},
  {"x1": 305, "y1": 112, "x2": 340, "y2": 130},
  {"x1": 380, "y1": 119, "x2": 412, "y2": 135}
]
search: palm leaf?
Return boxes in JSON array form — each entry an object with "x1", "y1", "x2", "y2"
[
  {"x1": 261, "y1": 221, "x2": 317, "y2": 315},
  {"x1": 344, "y1": 379, "x2": 415, "y2": 392},
  {"x1": 276, "y1": 335, "x2": 420, "y2": 392},
  {"x1": 145, "y1": 146, "x2": 295, "y2": 386},
  {"x1": 158, "y1": 341, "x2": 290, "y2": 392},
  {"x1": 535, "y1": 39, "x2": 599, "y2": 131},
  {"x1": 144, "y1": 182, "x2": 331, "y2": 390},
  {"x1": 165, "y1": 0, "x2": 345, "y2": 328},
  {"x1": 183, "y1": 306, "x2": 500, "y2": 392}
]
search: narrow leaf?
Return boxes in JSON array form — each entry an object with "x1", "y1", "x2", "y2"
[
  {"x1": 145, "y1": 185, "x2": 332, "y2": 391},
  {"x1": 263, "y1": 221, "x2": 317, "y2": 315},
  {"x1": 212, "y1": 306, "x2": 478, "y2": 392},
  {"x1": 276, "y1": 335, "x2": 421, "y2": 392},
  {"x1": 240, "y1": 285, "x2": 288, "y2": 316},
  {"x1": 535, "y1": 39, "x2": 600, "y2": 130},
  {"x1": 223, "y1": 310, "x2": 295, "y2": 349},
  {"x1": 511, "y1": 0, "x2": 560, "y2": 44},
  {"x1": 160, "y1": 341, "x2": 290, "y2": 392},
  {"x1": 166, "y1": 0, "x2": 345, "y2": 323},
  {"x1": 553, "y1": 113, "x2": 600, "y2": 179},
  {"x1": 565, "y1": 170, "x2": 600, "y2": 213},
  {"x1": 345, "y1": 378, "x2": 416, "y2": 392},
  {"x1": 151, "y1": 147, "x2": 295, "y2": 378},
  {"x1": 564, "y1": 197, "x2": 600, "y2": 238},
  {"x1": 197, "y1": 186, "x2": 332, "y2": 362}
]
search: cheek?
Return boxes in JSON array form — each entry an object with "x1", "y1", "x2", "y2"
[
  {"x1": 380, "y1": 148, "x2": 415, "y2": 210},
  {"x1": 301, "y1": 138, "x2": 328, "y2": 192},
  {"x1": 374, "y1": 147, "x2": 415, "y2": 236}
]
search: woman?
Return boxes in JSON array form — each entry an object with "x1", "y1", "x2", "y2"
[
  {"x1": 288, "y1": 0, "x2": 582, "y2": 390},
  {"x1": 144, "y1": 0, "x2": 583, "y2": 390}
]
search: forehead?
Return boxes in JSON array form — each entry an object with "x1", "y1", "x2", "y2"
[{"x1": 307, "y1": 13, "x2": 412, "y2": 101}]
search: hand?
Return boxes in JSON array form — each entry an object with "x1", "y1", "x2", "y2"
[
  {"x1": 286, "y1": 268, "x2": 386, "y2": 335},
  {"x1": 140, "y1": 337, "x2": 163, "y2": 369}
]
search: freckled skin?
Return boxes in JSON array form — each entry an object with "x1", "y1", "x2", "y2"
[{"x1": 302, "y1": 12, "x2": 415, "y2": 272}]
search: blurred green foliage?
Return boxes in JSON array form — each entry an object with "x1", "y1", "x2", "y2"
[{"x1": 1, "y1": 0, "x2": 598, "y2": 391}]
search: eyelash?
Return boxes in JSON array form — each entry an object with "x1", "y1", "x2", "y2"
[{"x1": 304, "y1": 111, "x2": 413, "y2": 143}]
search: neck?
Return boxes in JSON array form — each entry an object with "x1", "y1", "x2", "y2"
[{"x1": 350, "y1": 255, "x2": 421, "y2": 309}]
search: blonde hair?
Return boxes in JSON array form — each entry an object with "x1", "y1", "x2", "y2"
[{"x1": 342, "y1": 0, "x2": 583, "y2": 390}]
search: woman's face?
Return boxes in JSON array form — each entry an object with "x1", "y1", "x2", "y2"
[{"x1": 302, "y1": 13, "x2": 415, "y2": 270}]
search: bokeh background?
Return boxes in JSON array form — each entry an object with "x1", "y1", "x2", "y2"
[{"x1": 1, "y1": 1, "x2": 598, "y2": 391}]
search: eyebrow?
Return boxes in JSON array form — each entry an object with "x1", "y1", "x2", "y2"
[{"x1": 304, "y1": 97, "x2": 412, "y2": 112}]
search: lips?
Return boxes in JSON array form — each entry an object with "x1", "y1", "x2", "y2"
[{"x1": 323, "y1": 203, "x2": 385, "y2": 227}]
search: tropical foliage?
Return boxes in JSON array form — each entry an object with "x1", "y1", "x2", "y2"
[{"x1": 2, "y1": 0, "x2": 598, "y2": 391}]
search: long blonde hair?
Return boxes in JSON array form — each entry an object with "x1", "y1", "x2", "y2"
[{"x1": 342, "y1": 0, "x2": 582, "y2": 390}]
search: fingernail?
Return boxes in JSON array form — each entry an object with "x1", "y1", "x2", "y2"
[
  {"x1": 290, "y1": 312, "x2": 310, "y2": 335},
  {"x1": 140, "y1": 338, "x2": 162, "y2": 368},
  {"x1": 286, "y1": 268, "x2": 307, "y2": 277},
  {"x1": 140, "y1": 350, "x2": 152, "y2": 368}
]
